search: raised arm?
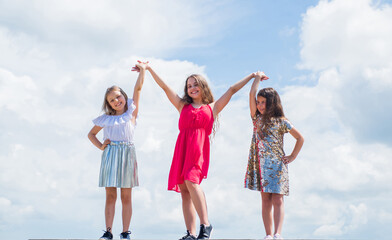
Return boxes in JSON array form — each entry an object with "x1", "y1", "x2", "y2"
[
  {"x1": 250, "y1": 71, "x2": 269, "y2": 118},
  {"x1": 210, "y1": 73, "x2": 255, "y2": 117},
  {"x1": 131, "y1": 61, "x2": 147, "y2": 120},
  {"x1": 146, "y1": 65, "x2": 184, "y2": 113}
]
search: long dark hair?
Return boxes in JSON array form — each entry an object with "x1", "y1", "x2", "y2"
[{"x1": 256, "y1": 88, "x2": 285, "y2": 133}]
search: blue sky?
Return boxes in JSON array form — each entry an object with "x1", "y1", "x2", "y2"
[
  {"x1": 1, "y1": 0, "x2": 392, "y2": 239},
  {"x1": 173, "y1": 1, "x2": 318, "y2": 84}
]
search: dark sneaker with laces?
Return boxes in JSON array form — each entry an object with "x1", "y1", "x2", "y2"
[
  {"x1": 120, "y1": 230, "x2": 131, "y2": 240},
  {"x1": 197, "y1": 224, "x2": 213, "y2": 240},
  {"x1": 99, "y1": 227, "x2": 113, "y2": 240},
  {"x1": 180, "y1": 230, "x2": 197, "y2": 240}
]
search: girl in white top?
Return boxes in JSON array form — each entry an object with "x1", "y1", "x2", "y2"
[{"x1": 88, "y1": 61, "x2": 147, "y2": 240}]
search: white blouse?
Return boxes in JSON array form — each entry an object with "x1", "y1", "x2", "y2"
[{"x1": 93, "y1": 99, "x2": 137, "y2": 143}]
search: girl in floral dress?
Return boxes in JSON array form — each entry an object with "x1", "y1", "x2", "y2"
[{"x1": 245, "y1": 71, "x2": 304, "y2": 240}]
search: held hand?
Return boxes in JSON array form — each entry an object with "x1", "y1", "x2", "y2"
[
  {"x1": 100, "y1": 139, "x2": 111, "y2": 150},
  {"x1": 282, "y1": 155, "x2": 295, "y2": 164},
  {"x1": 254, "y1": 71, "x2": 269, "y2": 81},
  {"x1": 131, "y1": 60, "x2": 149, "y2": 72}
]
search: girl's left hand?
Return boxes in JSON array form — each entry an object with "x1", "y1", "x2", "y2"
[
  {"x1": 254, "y1": 71, "x2": 269, "y2": 81},
  {"x1": 131, "y1": 60, "x2": 149, "y2": 72},
  {"x1": 282, "y1": 155, "x2": 295, "y2": 164}
]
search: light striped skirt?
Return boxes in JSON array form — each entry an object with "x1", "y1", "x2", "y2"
[{"x1": 99, "y1": 141, "x2": 139, "y2": 188}]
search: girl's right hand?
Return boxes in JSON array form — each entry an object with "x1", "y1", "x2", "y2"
[
  {"x1": 131, "y1": 60, "x2": 149, "y2": 72},
  {"x1": 100, "y1": 139, "x2": 111, "y2": 150},
  {"x1": 282, "y1": 155, "x2": 295, "y2": 164},
  {"x1": 254, "y1": 71, "x2": 269, "y2": 81}
]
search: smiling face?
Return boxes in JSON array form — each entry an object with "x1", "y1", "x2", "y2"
[
  {"x1": 182, "y1": 74, "x2": 214, "y2": 105},
  {"x1": 106, "y1": 90, "x2": 126, "y2": 115},
  {"x1": 256, "y1": 95, "x2": 267, "y2": 115},
  {"x1": 186, "y1": 77, "x2": 202, "y2": 101}
]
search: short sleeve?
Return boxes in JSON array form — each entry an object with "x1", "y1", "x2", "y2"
[
  {"x1": 281, "y1": 118, "x2": 293, "y2": 133},
  {"x1": 127, "y1": 99, "x2": 136, "y2": 114},
  {"x1": 92, "y1": 114, "x2": 107, "y2": 127}
]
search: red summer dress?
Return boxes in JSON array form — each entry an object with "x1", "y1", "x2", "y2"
[{"x1": 168, "y1": 104, "x2": 214, "y2": 192}]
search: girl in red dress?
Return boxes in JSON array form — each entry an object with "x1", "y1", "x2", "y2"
[{"x1": 144, "y1": 62, "x2": 257, "y2": 240}]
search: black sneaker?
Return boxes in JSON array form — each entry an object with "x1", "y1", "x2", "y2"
[
  {"x1": 120, "y1": 230, "x2": 131, "y2": 240},
  {"x1": 99, "y1": 227, "x2": 113, "y2": 240},
  {"x1": 197, "y1": 224, "x2": 213, "y2": 240},
  {"x1": 180, "y1": 230, "x2": 197, "y2": 240}
]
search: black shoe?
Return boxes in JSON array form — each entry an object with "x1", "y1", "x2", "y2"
[
  {"x1": 99, "y1": 227, "x2": 113, "y2": 240},
  {"x1": 197, "y1": 224, "x2": 213, "y2": 240},
  {"x1": 120, "y1": 230, "x2": 131, "y2": 239},
  {"x1": 180, "y1": 230, "x2": 197, "y2": 240}
]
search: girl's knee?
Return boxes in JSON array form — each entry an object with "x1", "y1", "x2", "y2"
[
  {"x1": 180, "y1": 188, "x2": 190, "y2": 195},
  {"x1": 120, "y1": 189, "x2": 132, "y2": 203},
  {"x1": 179, "y1": 184, "x2": 191, "y2": 199},
  {"x1": 261, "y1": 193, "x2": 274, "y2": 208},
  {"x1": 262, "y1": 199, "x2": 273, "y2": 209},
  {"x1": 106, "y1": 192, "x2": 117, "y2": 203},
  {"x1": 121, "y1": 195, "x2": 131, "y2": 204},
  {"x1": 184, "y1": 180, "x2": 197, "y2": 188},
  {"x1": 272, "y1": 194, "x2": 284, "y2": 206},
  {"x1": 184, "y1": 180, "x2": 202, "y2": 193}
]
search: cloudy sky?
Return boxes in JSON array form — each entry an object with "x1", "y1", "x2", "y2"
[{"x1": 1, "y1": 0, "x2": 392, "y2": 239}]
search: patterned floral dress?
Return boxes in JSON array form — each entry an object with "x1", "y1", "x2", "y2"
[{"x1": 244, "y1": 115, "x2": 293, "y2": 196}]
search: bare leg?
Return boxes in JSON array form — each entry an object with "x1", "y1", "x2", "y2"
[
  {"x1": 272, "y1": 194, "x2": 284, "y2": 235},
  {"x1": 121, "y1": 188, "x2": 133, "y2": 232},
  {"x1": 179, "y1": 183, "x2": 197, "y2": 235},
  {"x1": 261, "y1": 192, "x2": 273, "y2": 236},
  {"x1": 184, "y1": 180, "x2": 209, "y2": 226},
  {"x1": 105, "y1": 187, "x2": 117, "y2": 231}
]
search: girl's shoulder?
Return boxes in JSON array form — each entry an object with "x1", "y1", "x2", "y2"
[
  {"x1": 92, "y1": 113, "x2": 110, "y2": 127},
  {"x1": 92, "y1": 99, "x2": 136, "y2": 127},
  {"x1": 273, "y1": 117, "x2": 293, "y2": 132}
]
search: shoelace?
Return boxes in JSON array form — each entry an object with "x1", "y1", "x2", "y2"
[
  {"x1": 180, "y1": 230, "x2": 192, "y2": 240},
  {"x1": 102, "y1": 227, "x2": 112, "y2": 238},
  {"x1": 120, "y1": 231, "x2": 131, "y2": 238},
  {"x1": 198, "y1": 225, "x2": 209, "y2": 238}
]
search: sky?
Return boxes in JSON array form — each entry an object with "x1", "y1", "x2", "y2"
[{"x1": 1, "y1": 0, "x2": 392, "y2": 239}]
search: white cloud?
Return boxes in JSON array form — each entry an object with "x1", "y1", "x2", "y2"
[
  {"x1": 312, "y1": 202, "x2": 368, "y2": 236},
  {"x1": 0, "y1": 0, "x2": 235, "y2": 74},
  {"x1": 298, "y1": 0, "x2": 392, "y2": 145},
  {"x1": 0, "y1": 69, "x2": 38, "y2": 110},
  {"x1": 0, "y1": 196, "x2": 34, "y2": 229},
  {"x1": 299, "y1": 0, "x2": 392, "y2": 72}
]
